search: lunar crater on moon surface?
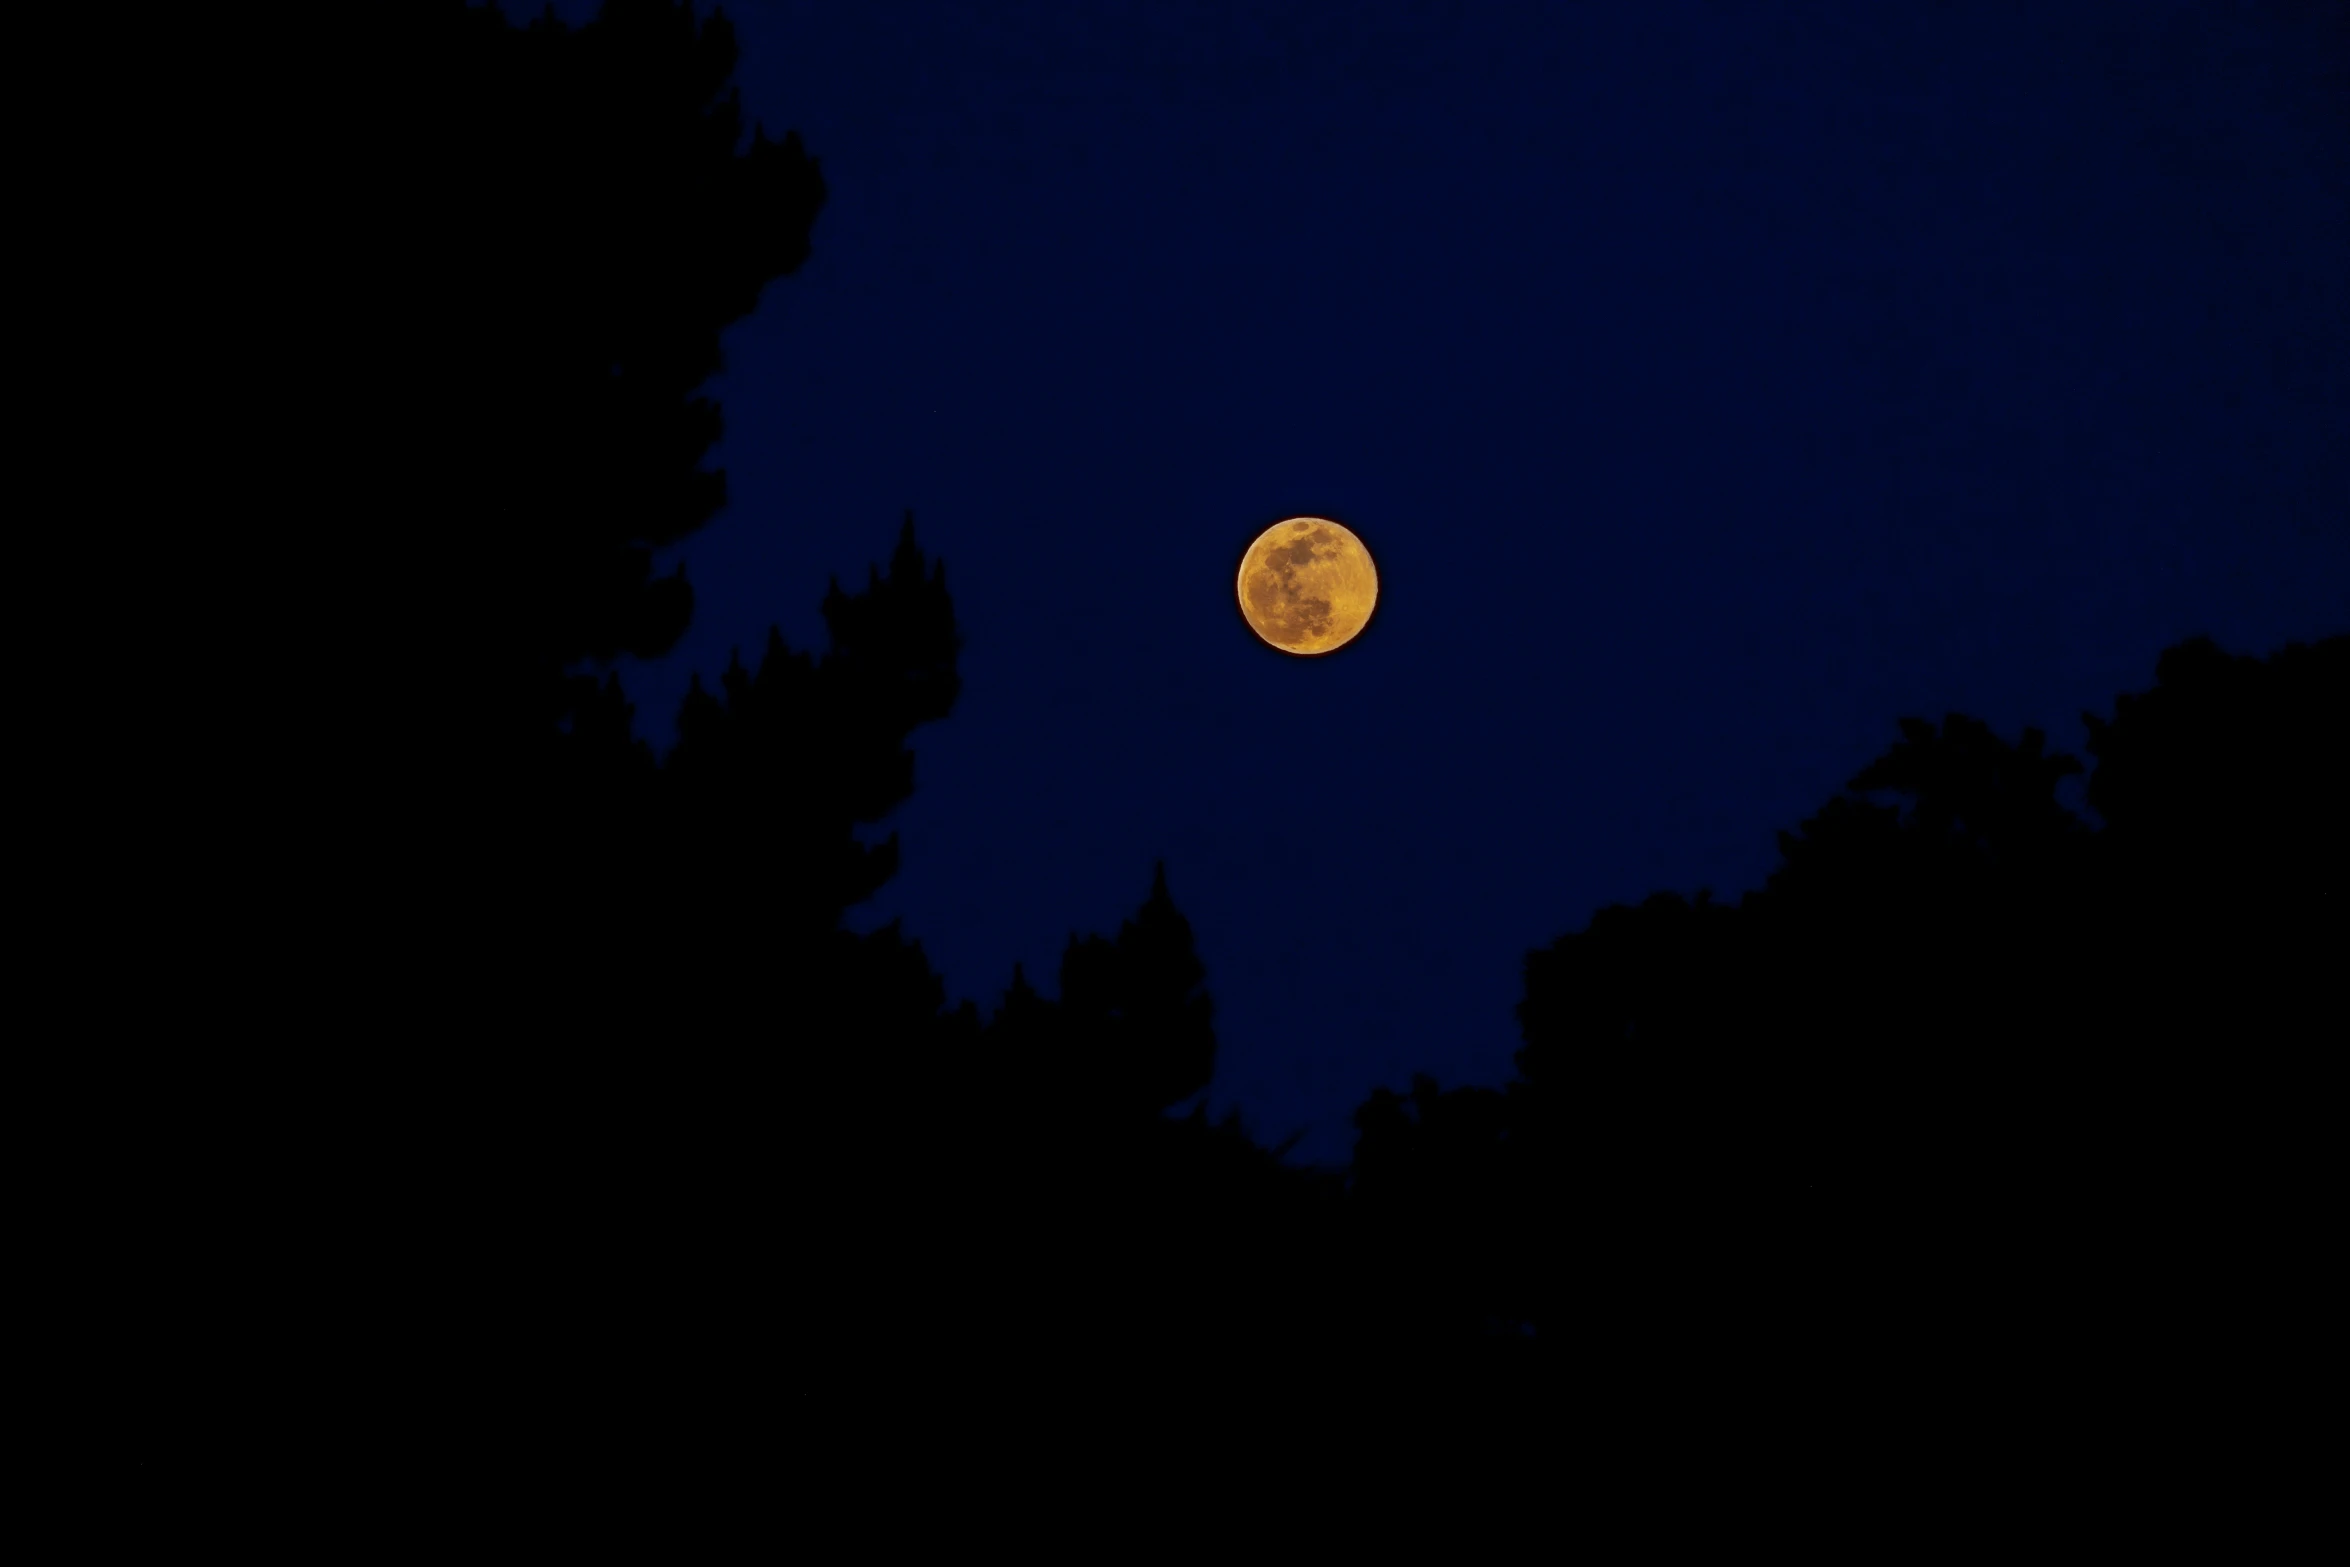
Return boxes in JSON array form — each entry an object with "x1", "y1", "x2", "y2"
[{"x1": 1237, "y1": 518, "x2": 1377, "y2": 655}]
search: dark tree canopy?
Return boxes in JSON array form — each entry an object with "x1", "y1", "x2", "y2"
[
  {"x1": 373, "y1": 13, "x2": 1412, "y2": 1502},
  {"x1": 157, "y1": 2, "x2": 2340, "y2": 1522},
  {"x1": 1052, "y1": 860, "x2": 1220, "y2": 1117},
  {"x1": 432, "y1": 0, "x2": 826, "y2": 765},
  {"x1": 1355, "y1": 630, "x2": 2345, "y2": 1448}
]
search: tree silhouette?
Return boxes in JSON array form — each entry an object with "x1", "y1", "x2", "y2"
[
  {"x1": 437, "y1": 0, "x2": 822, "y2": 711},
  {"x1": 402, "y1": 0, "x2": 828, "y2": 938},
  {"x1": 2063, "y1": 631, "x2": 2345, "y2": 1362},
  {"x1": 395, "y1": 12, "x2": 1392, "y2": 1490},
  {"x1": 371, "y1": 8, "x2": 998, "y2": 1492},
  {"x1": 304, "y1": 2, "x2": 2350, "y2": 1509},
  {"x1": 2078, "y1": 633, "x2": 2347, "y2": 1062},
  {"x1": 1050, "y1": 860, "x2": 1219, "y2": 1119},
  {"x1": 1360, "y1": 630, "x2": 2345, "y2": 1445},
  {"x1": 948, "y1": 864, "x2": 1339, "y2": 1387}
]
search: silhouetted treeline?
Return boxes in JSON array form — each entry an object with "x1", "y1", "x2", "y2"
[
  {"x1": 389, "y1": 4, "x2": 1415, "y2": 1494},
  {"x1": 310, "y1": 1, "x2": 2349, "y2": 1507},
  {"x1": 1354, "y1": 630, "x2": 2345, "y2": 1454}
]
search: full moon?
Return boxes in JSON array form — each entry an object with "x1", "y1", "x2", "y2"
[{"x1": 1237, "y1": 517, "x2": 1379, "y2": 655}]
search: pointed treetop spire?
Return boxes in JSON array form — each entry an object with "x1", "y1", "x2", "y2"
[{"x1": 892, "y1": 509, "x2": 928, "y2": 582}]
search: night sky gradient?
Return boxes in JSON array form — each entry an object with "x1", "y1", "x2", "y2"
[{"x1": 496, "y1": 0, "x2": 2345, "y2": 1171}]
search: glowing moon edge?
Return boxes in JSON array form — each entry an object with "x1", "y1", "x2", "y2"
[{"x1": 1236, "y1": 516, "x2": 1378, "y2": 655}]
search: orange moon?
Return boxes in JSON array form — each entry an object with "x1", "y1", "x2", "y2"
[{"x1": 1236, "y1": 517, "x2": 1378, "y2": 655}]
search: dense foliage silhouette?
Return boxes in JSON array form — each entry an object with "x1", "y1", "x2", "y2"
[
  {"x1": 397, "y1": 4, "x2": 1407, "y2": 1500},
  {"x1": 307, "y1": 1, "x2": 2347, "y2": 1517},
  {"x1": 1366, "y1": 630, "x2": 2344, "y2": 1456}
]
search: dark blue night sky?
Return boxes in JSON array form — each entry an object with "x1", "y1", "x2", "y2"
[{"x1": 492, "y1": 0, "x2": 2345, "y2": 1171}]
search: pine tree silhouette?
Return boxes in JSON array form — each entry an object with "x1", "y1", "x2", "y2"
[{"x1": 1056, "y1": 860, "x2": 1219, "y2": 1119}]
